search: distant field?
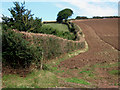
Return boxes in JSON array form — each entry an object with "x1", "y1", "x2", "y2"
[{"x1": 43, "y1": 23, "x2": 69, "y2": 32}]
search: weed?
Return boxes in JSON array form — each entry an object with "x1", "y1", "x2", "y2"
[
  {"x1": 55, "y1": 70, "x2": 65, "y2": 73},
  {"x1": 51, "y1": 67, "x2": 58, "y2": 71},
  {"x1": 108, "y1": 70, "x2": 120, "y2": 75},
  {"x1": 114, "y1": 83, "x2": 120, "y2": 86},
  {"x1": 79, "y1": 70, "x2": 95, "y2": 78},
  {"x1": 65, "y1": 78, "x2": 90, "y2": 85},
  {"x1": 92, "y1": 62, "x2": 120, "y2": 69},
  {"x1": 79, "y1": 70, "x2": 91, "y2": 74}
]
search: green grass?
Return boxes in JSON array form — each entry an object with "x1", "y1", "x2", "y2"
[
  {"x1": 65, "y1": 78, "x2": 90, "y2": 85},
  {"x1": 79, "y1": 70, "x2": 95, "y2": 78},
  {"x1": 2, "y1": 89, "x2": 32, "y2": 90},
  {"x1": 55, "y1": 70, "x2": 64, "y2": 73},
  {"x1": 43, "y1": 23, "x2": 69, "y2": 32},
  {"x1": 93, "y1": 62, "x2": 120, "y2": 68},
  {"x1": 76, "y1": 62, "x2": 120, "y2": 81},
  {"x1": 108, "y1": 70, "x2": 120, "y2": 75},
  {"x1": 3, "y1": 70, "x2": 60, "y2": 88},
  {"x1": 51, "y1": 67, "x2": 58, "y2": 71},
  {"x1": 79, "y1": 70, "x2": 91, "y2": 74}
]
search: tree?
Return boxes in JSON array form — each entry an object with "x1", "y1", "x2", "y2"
[
  {"x1": 56, "y1": 8, "x2": 73, "y2": 23},
  {"x1": 2, "y1": 2, "x2": 42, "y2": 31},
  {"x1": 75, "y1": 16, "x2": 88, "y2": 19}
]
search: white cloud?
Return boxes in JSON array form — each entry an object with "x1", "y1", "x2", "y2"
[
  {"x1": 55, "y1": 3, "x2": 75, "y2": 10},
  {"x1": 55, "y1": 3, "x2": 65, "y2": 8},
  {"x1": 0, "y1": 14, "x2": 2, "y2": 22},
  {"x1": 54, "y1": 3, "x2": 77, "y2": 18},
  {"x1": 119, "y1": 2, "x2": 120, "y2": 16},
  {"x1": 60, "y1": 0, "x2": 118, "y2": 17}
]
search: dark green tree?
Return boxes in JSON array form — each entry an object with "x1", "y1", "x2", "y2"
[
  {"x1": 75, "y1": 16, "x2": 88, "y2": 19},
  {"x1": 56, "y1": 8, "x2": 73, "y2": 23},
  {"x1": 2, "y1": 2, "x2": 42, "y2": 31}
]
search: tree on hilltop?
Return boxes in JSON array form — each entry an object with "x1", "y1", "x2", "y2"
[{"x1": 56, "y1": 8, "x2": 73, "y2": 23}]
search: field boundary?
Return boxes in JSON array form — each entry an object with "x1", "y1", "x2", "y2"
[
  {"x1": 12, "y1": 23, "x2": 88, "y2": 61},
  {"x1": 13, "y1": 23, "x2": 86, "y2": 43}
]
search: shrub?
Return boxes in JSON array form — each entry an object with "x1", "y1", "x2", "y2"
[
  {"x1": 30, "y1": 25, "x2": 75, "y2": 40},
  {"x1": 32, "y1": 35, "x2": 62, "y2": 60},
  {"x1": 26, "y1": 32, "x2": 85, "y2": 60},
  {"x1": 2, "y1": 30, "x2": 42, "y2": 68},
  {"x1": 2, "y1": 23, "x2": 85, "y2": 69},
  {"x1": 2, "y1": 2, "x2": 42, "y2": 32},
  {"x1": 63, "y1": 22, "x2": 75, "y2": 32}
]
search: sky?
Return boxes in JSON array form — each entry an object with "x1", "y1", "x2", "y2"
[{"x1": 0, "y1": 0, "x2": 120, "y2": 22}]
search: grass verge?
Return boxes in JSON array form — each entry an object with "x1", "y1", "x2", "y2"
[{"x1": 2, "y1": 70, "x2": 60, "y2": 88}]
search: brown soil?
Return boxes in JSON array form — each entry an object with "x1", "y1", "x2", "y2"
[
  {"x1": 58, "y1": 18, "x2": 119, "y2": 88},
  {"x1": 74, "y1": 18, "x2": 119, "y2": 50},
  {"x1": 2, "y1": 65, "x2": 30, "y2": 77}
]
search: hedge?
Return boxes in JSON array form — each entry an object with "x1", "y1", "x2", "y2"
[
  {"x1": 2, "y1": 24, "x2": 85, "y2": 68},
  {"x1": 2, "y1": 30, "x2": 42, "y2": 68},
  {"x1": 20, "y1": 31, "x2": 85, "y2": 60}
]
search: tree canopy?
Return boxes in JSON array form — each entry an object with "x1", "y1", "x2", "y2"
[
  {"x1": 56, "y1": 8, "x2": 73, "y2": 23},
  {"x1": 2, "y1": 2, "x2": 42, "y2": 31}
]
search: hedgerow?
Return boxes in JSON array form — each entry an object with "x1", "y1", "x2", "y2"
[
  {"x1": 30, "y1": 25, "x2": 75, "y2": 40},
  {"x1": 2, "y1": 22, "x2": 84, "y2": 69},
  {"x1": 2, "y1": 30, "x2": 42, "y2": 68},
  {"x1": 21, "y1": 31, "x2": 85, "y2": 60},
  {"x1": 2, "y1": 1, "x2": 85, "y2": 69}
]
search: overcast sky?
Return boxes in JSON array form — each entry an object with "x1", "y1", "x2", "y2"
[{"x1": 0, "y1": 0, "x2": 119, "y2": 22}]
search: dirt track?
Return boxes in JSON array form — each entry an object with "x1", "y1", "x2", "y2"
[{"x1": 59, "y1": 18, "x2": 119, "y2": 88}]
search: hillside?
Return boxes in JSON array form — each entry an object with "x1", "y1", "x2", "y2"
[
  {"x1": 56, "y1": 18, "x2": 119, "y2": 88},
  {"x1": 2, "y1": 0, "x2": 119, "y2": 88},
  {"x1": 2, "y1": 18, "x2": 119, "y2": 88}
]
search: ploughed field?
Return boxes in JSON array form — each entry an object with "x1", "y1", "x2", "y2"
[
  {"x1": 76, "y1": 18, "x2": 119, "y2": 50},
  {"x1": 57, "y1": 18, "x2": 119, "y2": 88}
]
